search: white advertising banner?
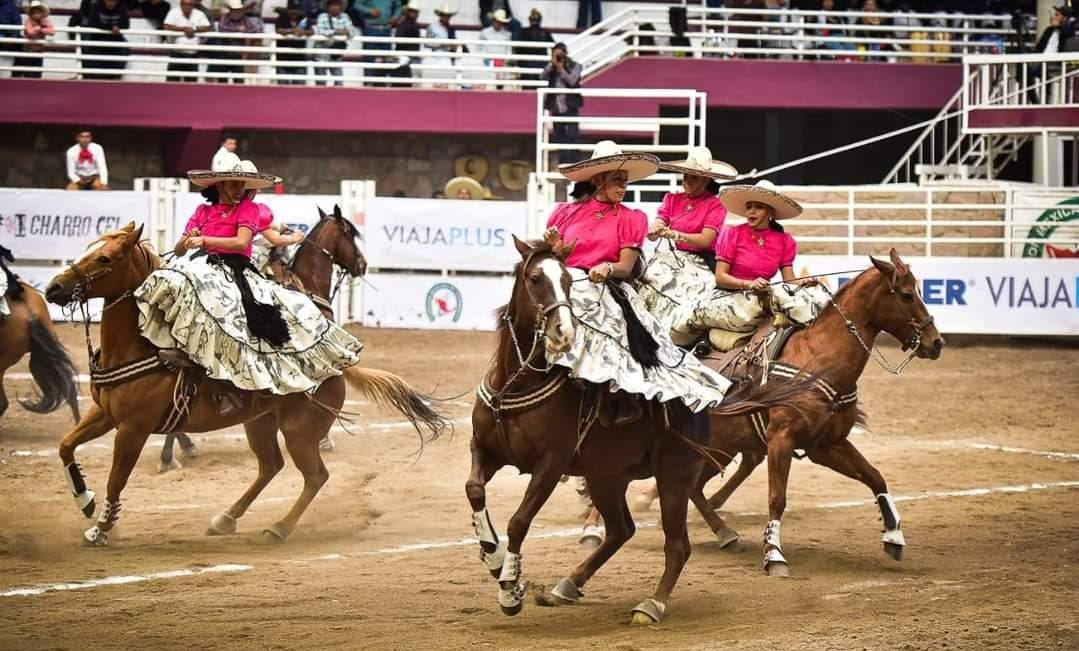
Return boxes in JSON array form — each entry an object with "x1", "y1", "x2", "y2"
[
  {"x1": 1011, "y1": 191, "x2": 1079, "y2": 259},
  {"x1": 361, "y1": 272, "x2": 513, "y2": 331},
  {"x1": 173, "y1": 193, "x2": 341, "y2": 236},
  {"x1": 798, "y1": 255, "x2": 1079, "y2": 336},
  {"x1": 0, "y1": 189, "x2": 151, "y2": 260},
  {"x1": 363, "y1": 198, "x2": 528, "y2": 272}
]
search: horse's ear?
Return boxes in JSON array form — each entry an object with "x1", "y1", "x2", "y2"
[
  {"x1": 512, "y1": 235, "x2": 532, "y2": 258},
  {"x1": 888, "y1": 247, "x2": 909, "y2": 275},
  {"x1": 125, "y1": 223, "x2": 145, "y2": 248},
  {"x1": 120, "y1": 221, "x2": 136, "y2": 233},
  {"x1": 870, "y1": 255, "x2": 895, "y2": 279},
  {"x1": 333, "y1": 204, "x2": 344, "y2": 220},
  {"x1": 554, "y1": 238, "x2": 577, "y2": 260},
  {"x1": 317, "y1": 205, "x2": 328, "y2": 220}
]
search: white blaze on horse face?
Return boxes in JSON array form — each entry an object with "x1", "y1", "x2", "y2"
[
  {"x1": 76, "y1": 240, "x2": 107, "y2": 263},
  {"x1": 538, "y1": 258, "x2": 574, "y2": 347}
]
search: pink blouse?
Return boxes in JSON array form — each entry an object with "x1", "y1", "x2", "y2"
[
  {"x1": 546, "y1": 198, "x2": 648, "y2": 270},
  {"x1": 255, "y1": 202, "x2": 275, "y2": 232},
  {"x1": 24, "y1": 16, "x2": 55, "y2": 40},
  {"x1": 657, "y1": 192, "x2": 727, "y2": 253},
  {"x1": 184, "y1": 198, "x2": 260, "y2": 258},
  {"x1": 714, "y1": 223, "x2": 796, "y2": 281}
]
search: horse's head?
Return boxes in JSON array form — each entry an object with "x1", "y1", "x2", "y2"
[
  {"x1": 510, "y1": 234, "x2": 576, "y2": 355},
  {"x1": 45, "y1": 222, "x2": 152, "y2": 306},
  {"x1": 310, "y1": 204, "x2": 367, "y2": 277},
  {"x1": 868, "y1": 248, "x2": 945, "y2": 360}
]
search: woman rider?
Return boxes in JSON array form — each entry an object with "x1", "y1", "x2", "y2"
[
  {"x1": 670, "y1": 180, "x2": 828, "y2": 346},
  {"x1": 637, "y1": 146, "x2": 737, "y2": 329},
  {"x1": 544, "y1": 140, "x2": 732, "y2": 422},
  {"x1": 135, "y1": 156, "x2": 362, "y2": 403}
]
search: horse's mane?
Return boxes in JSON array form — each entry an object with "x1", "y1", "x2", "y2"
[{"x1": 138, "y1": 240, "x2": 162, "y2": 271}]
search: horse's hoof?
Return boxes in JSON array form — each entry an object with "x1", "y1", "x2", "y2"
[
  {"x1": 157, "y1": 458, "x2": 182, "y2": 474},
  {"x1": 498, "y1": 583, "x2": 526, "y2": 616},
  {"x1": 179, "y1": 443, "x2": 201, "y2": 459},
  {"x1": 765, "y1": 561, "x2": 790, "y2": 578},
  {"x1": 207, "y1": 513, "x2": 238, "y2": 536},
  {"x1": 319, "y1": 435, "x2": 335, "y2": 452},
  {"x1": 629, "y1": 598, "x2": 665, "y2": 626},
  {"x1": 500, "y1": 601, "x2": 523, "y2": 616},
  {"x1": 579, "y1": 524, "x2": 602, "y2": 549},
  {"x1": 76, "y1": 491, "x2": 96, "y2": 519},
  {"x1": 883, "y1": 541, "x2": 905, "y2": 561},
  {"x1": 629, "y1": 492, "x2": 654, "y2": 513},
  {"x1": 260, "y1": 524, "x2": 289, "y2": 544},
  {"x1": 715, "y1": 526, "x2": 740, "y2": 549},
  {"x1": 82, "y1": 526, "x2": 108, "y2": 547},
  {"x1": 546, "y1": 577, "x2": 582, "y2": 605}
]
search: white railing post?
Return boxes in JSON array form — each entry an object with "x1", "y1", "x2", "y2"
[
  {"x1": 847, "y1": 188, "x2": 855, "y2": 256},
  {"x1": 925, "y1": 188, "x2": 933, "y2": 257}
]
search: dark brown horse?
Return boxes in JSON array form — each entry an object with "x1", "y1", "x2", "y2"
[
  {"x1": 157, "y1": 204, "x2": 368, "y2": 471},
  {"x1": 0, "y1": 254, "x2": 80, "y2": 424},
  {"x1": 466, "y1": 236, "x2": 821, "y2": 625},
  {"x1": 45, "y1": 222, "x2": 445, "y2": 546},
  {"x1": 680, "y1": 249, "x2": 945, "y2": 576}
]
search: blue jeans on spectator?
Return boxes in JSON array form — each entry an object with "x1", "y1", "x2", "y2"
[
  {"x1": 553, "y1": 108, "x2": 580, "y2": 164},
  {"x1": 365, "y1": 25, "x2": 392, "y2": 79},
  {"x1": 576, "y1": 0, "x2": 601, "y2": 29}
]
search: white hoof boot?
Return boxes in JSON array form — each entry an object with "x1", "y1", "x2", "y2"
[
  {"x1": 82, "y1": 525, "x2": 109, "y2": 547},
  {"x1": 63, "y1": 463, "x2": 96, "y2": 518},
  {"x1": 548, "y1": 577, "x2": 583, "y2": 605},
  {"x1": 763, "y1": 520, "x2": 789, "y2": 577},
  {"x1": 157, "y1": 457, "x2": 182, "y2": 474},
  {"x1": 207, "y1": 512, "x2": 238, "y2": 536},
  {"x1": 579, "y1": 524, "x2": 603, "y2": 549},
  {"x1": 715, "y1": 526, "x2": 740, "y2": 549},
  {"x1": 882, "y1": 528, "x2": 906, "y2": 561},
  {"x1": 179, "y1": 442, "x2": 201, "y2": 459},
  {"x1": 74, "y1": 490, "x2": 97, "y2": 520},
  {"x1": 472, "y1": 509, "x2": 505, "y2": 577},
  {"x1": 319, "y1": 435, "x2": 335, "y2": 452},
  {"x1": 630, "y1": 598, "x2": 666, "y2": 625},
  {"x1": 497, "y1": 551, "x2": 524, "y2": 616}
]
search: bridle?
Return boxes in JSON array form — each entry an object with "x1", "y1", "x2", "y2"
[
  {"x1": 819, "y1": 268, "x2": 935, "y2": 376},
  {"x1": 498, "y1": 249, "x2": 572, "y2": 391},
  {"x1": 290, "y1": 216, "x2": 366, "y2": 304}
]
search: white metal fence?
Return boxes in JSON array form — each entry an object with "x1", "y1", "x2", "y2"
[{"x1": 963, "y1": 52, "x2": 1079, "y2": 131}]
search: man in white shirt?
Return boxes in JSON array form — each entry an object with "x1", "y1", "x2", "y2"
[
  {"x1": 479, "y1": 8, "x2": 512, "y2": 86},
  {"x1": 211, "y1": 135, "x2": 238, "y2": 169},
  {"x1": 164, "y1": 0, "x2": 211, "y2": 82},
  {"x1": 65, "y1": 130, "x2": 109, "y2": 191}
]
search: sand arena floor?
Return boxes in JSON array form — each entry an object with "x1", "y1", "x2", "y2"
[{"x1": 0, "y1": 325, "x2": 1077, "y2": 651}]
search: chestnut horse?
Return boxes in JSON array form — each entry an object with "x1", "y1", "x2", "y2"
[
  {"x1": 0, "y1": 255, "x2": 80, "y2": 424},
  {"x1": 157, "y1": 204, "x2": 367, "y2": 471},
  {"x1": 45, "y1": 223, "x2": 446, "y2": 546},
  {"x1": 466, "y1": 237, "x2": 821, "y2": 625}
]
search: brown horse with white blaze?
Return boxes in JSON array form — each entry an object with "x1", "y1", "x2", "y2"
[
  {"x1": 45, "y1": 223, "x2": 447, "y2": 546},
  {"x1": 466, "y1": 236, "x2": 822, "y2": 625}
]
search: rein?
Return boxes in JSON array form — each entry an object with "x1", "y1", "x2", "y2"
[{"x1": 290, "y1": 218, "x2": 357, "y2": 306}]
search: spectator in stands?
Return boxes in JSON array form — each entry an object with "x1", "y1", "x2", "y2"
[
  {"x1": 297, "y1": 0, "x2": 323, "y2": 22},
  {"x1": 1035, "y1": 5, "x2": 1073, "y2": 53},
  {"x1": 480, "y1": 0, "x2": 520, "y2": 35},
  {"x1": 211, "y1": 0, "x2": 261, "y2": 82},
  {"x1": 65, "y1": 130, "x2": 109, "y2": 191},
  {"x1": 275, "y1": 0, "x2": 312, "y2": 84},
  {"x1": 515, "y1": 8, "x2": 552, "y2": 79},
  {"x1": 391, "y1": 1, "x2": 420, "y2": 81},
  {"x1": 480, "y1": 8, "x2": 512, "y2": 84},
  {"x1": 164, "y1": 0, "x2": 211, "y2": 82},
  {"x1": 15, "y1": 0, "x2": 54, "y2": 79},
  {"x1": 812, "y1": 0, "x2": 855, "y2": 58},
  {"x1": 316, "y1": 0, "x2": 358, "y2": 85},
  {"x1": 83, "y1": 0, "x2": 131, "y2": 80},
  {"x1": 728, "y1": 0, "x2": 766, "y2": 58},
  {"x1": 212, "y1": 135, "x2": 238, "y2": 167},
  {"x1": 854, "y1": 0, "x2": 894, "y2": 58},
  {"x1": 190, "y1": 0, "x2": 212, "y2": 21},
  {"x1": 356, "y1": 0, "x2": 400, "y2": 58},
  {"x1": 575, "y1": 0, "x2": 600, "y2": 30},
  {"x1": 425, "y1": 5, "x2": 457, "y2": 84},
  {"x1": 138, "y1": 0, "x2": 173, "y2": 29},
  {"x1": 0, "y1": 0, "x2": 20, "y2": 40},
  {"x1": 541, "y1": 42, "x2": 582, "y2": 164}
]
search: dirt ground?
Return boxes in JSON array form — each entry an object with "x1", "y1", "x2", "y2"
[{"x1": 0, "y1": 325, "x2": 1077, "y2": 651}]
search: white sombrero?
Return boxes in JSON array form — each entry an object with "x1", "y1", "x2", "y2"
[
  {"x1": 434, "y1": 5, "x2": 456, "y2": 16},
  {"x1": 557, "y1": 140, "x2": 659, "y2": 184},
  {"x1": 28, "y1": 0, "x2": 50, "y2": 16},
  {"x1": 188, "y1": 153, "x2": 278, "y2": 189},
  {"x1": 445, "y1": 175, "x2": 484, "y2": 199},
  {"x1": 719, "y1": 179, "x2": 802, "y2": 220},
  {"x1": 490, "y1": 8, "x2": 511, "y2": 23},
  {"x1": 658, "y1": 146, "x2": 738, "y2": 181}
]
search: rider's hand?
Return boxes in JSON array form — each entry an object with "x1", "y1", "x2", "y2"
[
  {"x1": 647, "y1": 219, "x2": 666, "y2": 241},
  {"x1": 748, "y1": 277, "x2": 770, "y2": 291},
  {"x1": 800, "y1": 277, "x2": 819, "y2": 287},
  {"x1": 543, "y1": 227, "x2": 560, "y2": 244},
  {"x1": 288, "y1": 232, "x2": 304, "y2": 245},
  {"x1": 188, "y1": 236, "x2": 205, "y2": 249},
  {"x1": 588, "y1": 262, "x2": 613, "y2": 283}
]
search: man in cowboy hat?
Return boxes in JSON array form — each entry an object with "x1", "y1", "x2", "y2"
[
  {"x1": 542, "y1": 42, "x2": 583, "y2": 164},
  {"x1": 479, "y1": 8, "x2": 513, "y2": 64},
  {"x1": 356, "y1": 0, "x2": 400, "y2": 79},
  {"x1": 514, "y1": 7, "x2": 552, "y2": 80},
  {"x1": 14, "y1": 0, "x2": 54, "y2": 78}
]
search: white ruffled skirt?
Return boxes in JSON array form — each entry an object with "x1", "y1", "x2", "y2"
[
  {"x1": 134, "y1": 252, "x2": 362, "y2": 394},
  {"x1": 548, "y1": 268, "x2": 731, "y2": 413},
  {"x1": 636, "y1": 248, "x2": 716, "y2": 330},
  {"x1": 671, "y1": 283, "x2": 832, "y2": 335}
]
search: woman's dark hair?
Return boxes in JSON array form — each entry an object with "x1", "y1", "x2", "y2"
[
  {"x1": 569, "y1": 181, "x2": 595, "y2": 201},
  {"x1": 201, "y1": 185, "x2": 220, "y2": 204},
  {"x1": 768, "y1": 217, "x2": 785, "y2": 233},
  {"x1": 705, "y1": 179, "x2": 721, "y2": 195}
]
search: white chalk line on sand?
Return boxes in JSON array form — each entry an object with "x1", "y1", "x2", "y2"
[{"x1": 3, "y1": 477, "x2": 1078, "y2": 599}]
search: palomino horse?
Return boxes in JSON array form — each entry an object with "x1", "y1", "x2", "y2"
[
  {"x1": 684, "y1": 249, "x2": 945, "y2": 577},
  {"x1": 466, "y1": 236, "x2": 820, "y2": 625},
  {"x1": 45, "y1": 223, "x2": 446, "y2": 546},
  {"x1": 0, "y1": 255, "x2": 80, "y2": 424},
  {"x1": 157, "y1": 204, "x2": 367, "y2": 471}
]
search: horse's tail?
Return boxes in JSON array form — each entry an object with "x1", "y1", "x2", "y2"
[
  {"x1": 710, "y1": 374, "x2": 827, "y2": 423},
  {"x1": 342, "y1": 366, "x2": 451, "y2": 445},
  {"x1": 20, "y1": 317, "x2": 81, "y2": 422}
]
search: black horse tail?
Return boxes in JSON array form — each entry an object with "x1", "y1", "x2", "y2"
[
  {"x1": 606, "y1": 281, "x2": 660, "y2": 369},
  {"x1": 20, "y1": 318, "x2": 81, "y2": 421}
]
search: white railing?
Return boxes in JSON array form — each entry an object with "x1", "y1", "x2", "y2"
[
  {"x1": 0, "y1": 24, "x2": 556, "y2": 88},
  {"x1": 571, "y1": 6, "x2": 1027, "y2": 75},
  {"x1": 963, "y1": 52, "x2": 1079, "y2": 132}
]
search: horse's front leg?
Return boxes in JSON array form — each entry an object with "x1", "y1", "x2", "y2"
[
  {"x1": 83, "y1": 424, "x2": 151, "y2": 547},
  {"x1": 58, "y1": 403, "x2": 114, "y2": 519},
  {"x1": 762, "y1": 424, "x2": 796, "y2": 577},
  {"x1": 466, "y1": 433, "x2": 506, "y2": 578}
]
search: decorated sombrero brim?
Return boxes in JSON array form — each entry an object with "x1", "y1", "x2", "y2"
[
  {"x1": 444, "y1": 175, "x2": 484, "y2": 199},
  {"x1": 658, "y1": 158, "x2": 739, "y2": 181},
  {"x1": 187, "y1": 166, "x2": 277, "y2": 190},
  {"x1": 719, "y1": 182, "x2": 802, "y2": 220},
  {"x1": 558, "y1": 152, "x2": 660, "y2": 184}
]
